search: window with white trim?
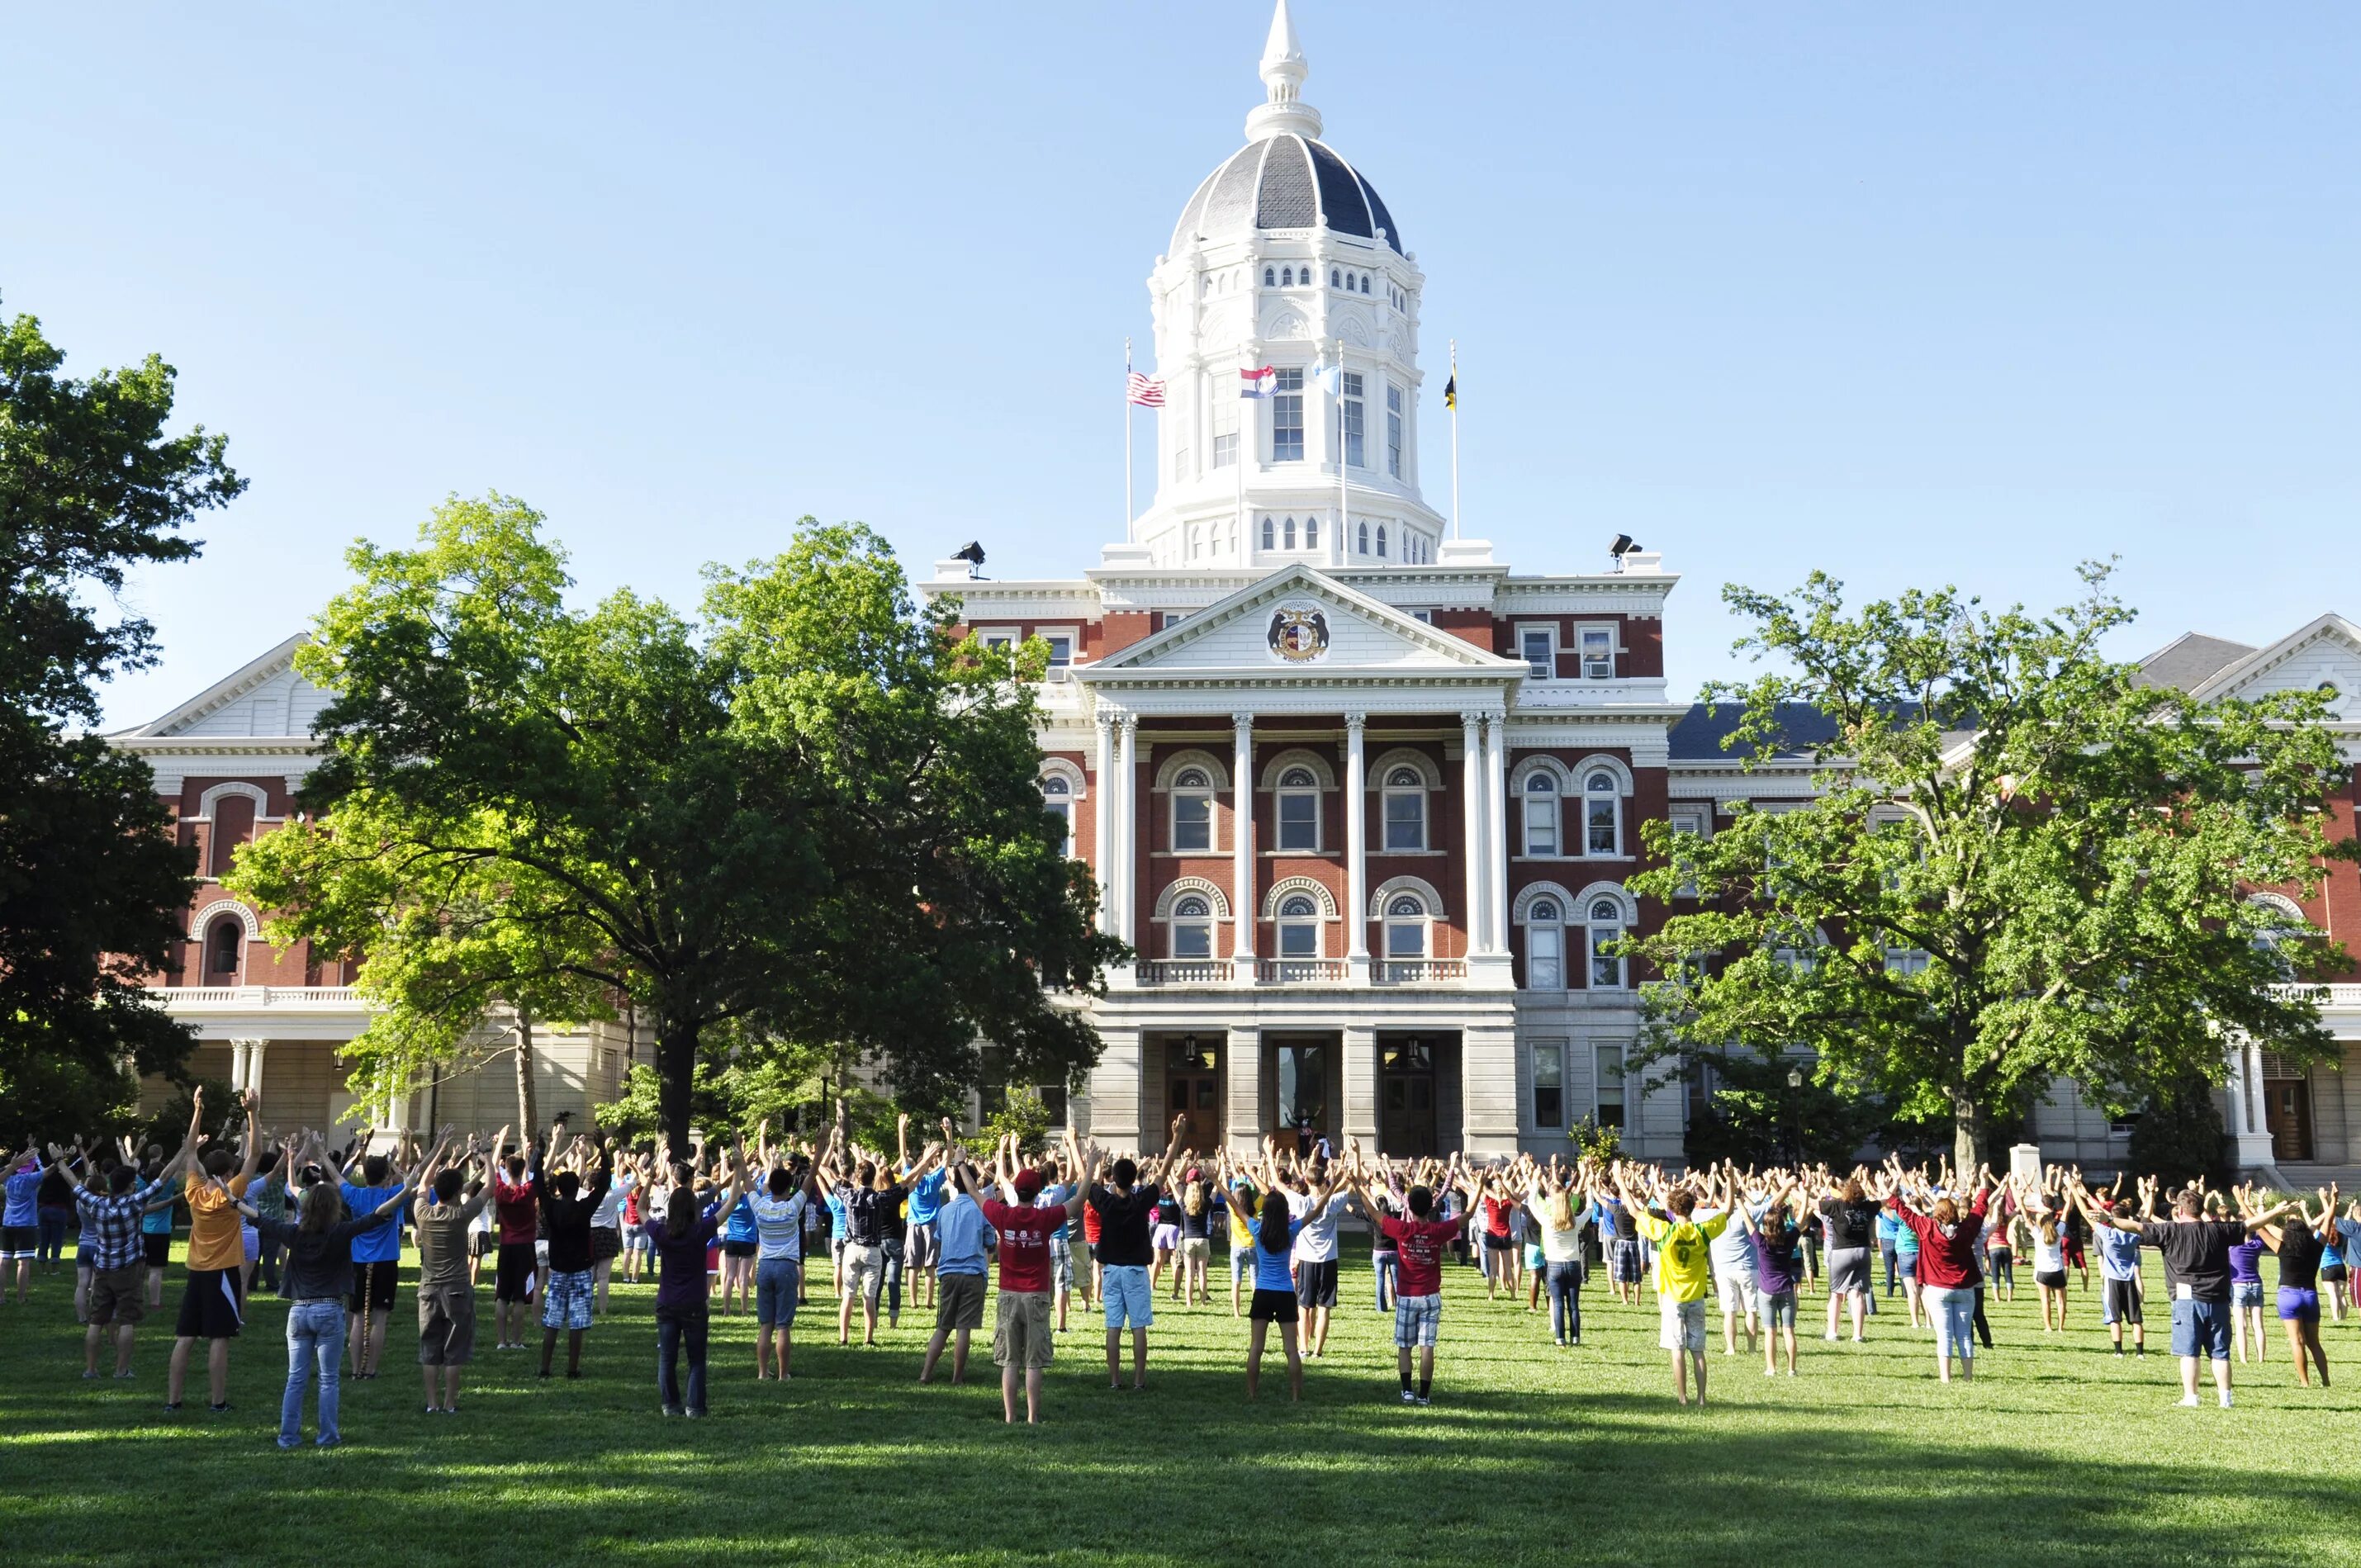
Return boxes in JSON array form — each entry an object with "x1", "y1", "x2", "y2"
[
  {"x1": 1585, "y1": 897, "x2": 1625, "y2": 988},
  {"x1": 1667, "y1": 803, "x2": 1709, "y2": 897},
  {"x1": 1040, "y1": 632, "x2": 1074, "y2": 673},
  {"x1": 1594, "y1": 1042, "x2": 1627, "y2": 1128},
  {"x1": 1383, "y1": 893, "x2": 1429, "y2": 958},
  {"x1": 1303, "y1": 514, "x2": 1318, "y2": 550},
  {"x1": 1532, "y1": 1040, "x2": 1566, "y2": 1130},
  {"x1": 1340, "y1": 371, "x2": 1365, "y2": 468},
  {"x1": 1212, "y1": 396, "x2": 1238, "y2": 469},
  {"x1": 1519, "y1": 625, "x2": 1556, "y2": 680},
  {"x1": 1386, "y1": 383, "x2": 1403, "y2": 477},
  {"x1": 1521, "y1": 772, "x2": 1558, "y2": 855},
  {"x1": 1275, "y1": 766, "x2": 1320, "y2": 850},
  {"x1": 1261, "y1": 516, "x2": 1275, "y2": 551},
  {"x1": 1273, "y1": 369, "x2": 1304, "y2": 462},
  {"x1": 1582, "y1": 770, "x2": 1621, "y2": 856},
  {"x1": 1357, "y1": 520, "x2": 1369, "y2": 555},
  {"x1": 1171, "y1": 767, "x2": 1214, "y2": 852},
  {"x1": 1283, "y1": 515, "x2": 1297, "y2": 549},
  {"x1": 205, "y1": 915, "x2": 244, "y2": 978},
  {"x1": 1041, "y1": 775, "x2": 1072, "y2": 850},
  {"x1": 1277, "y1": 893, "x2": 1321, "y2": 959},
  {"x1": 1169, "y1": 894, "x2": 1214, "y2": 959},
  {"x1": 1525, "y1": 897, "x2": 1564, "y2": 990},
  {"x1": 1381, "y1": 765, "x2": 1426, "y2": 850},
  {"x1": 1376, "y1": 524, "x2": 1387, "y2": 558},
  {"x1": 1576, "y1": 625, "x2": 1616, "y2": 680}
]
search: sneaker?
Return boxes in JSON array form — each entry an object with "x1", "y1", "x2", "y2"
[
  {"x1": 1400, "y1": 1389, "x2": 1418, "y2": 1404},
  {"x1": 2177, "y1": 1394, "x2": 2201, "y2": 1407},
  {"x1": 162, "y1": 1402, "x2": 182, "y2": 1412},
  {"x1": 208, "y1": 1402, "x2": 232, "y2": 1413},
  {"x1": 2218, "y1": 1392, "x2": 2233, "y2": 1409},
  {"x1": 315, "y1": 1435, "x2": 340, "y2": 1448},
  {"x1": 1413, "y1": 1394, "x2": 1431, "y2": 1405},
  {"x1": 685, "y1": 1409, "x2": 705, "y2": 1419},
  {"x1": 1823, "y1": 1332, "x2": 1840, "y2": 1342},
  {"x1": 661, "y1": 1405, "x2": 684, "y2": 1418}
]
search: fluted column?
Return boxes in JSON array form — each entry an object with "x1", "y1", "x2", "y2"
[
  {"x1": 1116, "y1": 716, "x2": 1139, "y2": 944},
  {"x1": 1344, "y1": 712, "x2": 1368, "y2": 973},
  {"x1": 1232, "y1": 713, "x2": 1255, "y2": 969},
  {"x1": 1093, "y1": 712, "x2": 1116, "y2": 935},
  {"x1": 1483, "y1": 711, "x2": 1510, "y2": 954},
  {"x1": 1460, "y1": 711, "x2": 1483, "y2": 959},
  {"x1": 230, "y1": 1040, "x2": 251, "y2": 1094}
]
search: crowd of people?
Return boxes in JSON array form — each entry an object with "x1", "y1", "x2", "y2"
[{"x1": 7, "y1": 1092, "x2": 2359, "y2": 1443}]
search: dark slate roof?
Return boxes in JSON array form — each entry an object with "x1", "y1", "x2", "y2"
[
  {"x1": 1669, "y1": 702, "x2": 1845, "y2": 762},
  {"x1": 1172, "y1": 135, "x2": 1404, "y2": 255},
  {"x1": 2133, "y1": 632, "x2": 2255, "y2": 692}
]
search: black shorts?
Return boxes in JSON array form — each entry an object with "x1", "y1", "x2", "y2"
[
  {"x1": 2321, "y1": 1263, "x2": 2349, "y2": 1285},
  {"x1": 2036, "y1": 1269, "x2": 2068, "y2": 1291},
  {"x1": 349, "y1": 1258, "x2": 401, "y2": 1314},
  {"x1": 723, "y1": 1239, "x2": 757, "y2": 1258},
  {"x1": 174, "y1": 1267, "x2": 244, "y2": 1339},
  {"x1": 2102, "y1": 1276, "x2": 2143, "y2": 1325},
  {"x1": 144, "y1": 1233, "x2": 173, "y2": 1267},
  {"x1": 1249, "y1": 1287, "x2": 1299, "y2": 1324},
  {"x1": 1482, "y1": 1233, "x2": 1515, "y2": 1253},
  {"x1": 1294, "y1": 1258, "x2": 1339, "y2": 1309},
  {"x1": 470, "y1": 1231, "x2": 495, "y2": 1258},
  {"x1": 590, "y1": 1227, "x2": 622, "y2": 1262},
  {"x1": 495, "y1": 1240, "x2": 538, "y2": 1303}
]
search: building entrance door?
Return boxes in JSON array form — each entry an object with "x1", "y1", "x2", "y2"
[
  {"x1": 1380, "y1": 1036, "x2": 1438, "y2": 1158},
  {"x1": 2264, "y1": 1076, "x2": 2314, "y2": 1163},
  {"x1": 1164, "y1": 1035, "x2": 1222, "y2": 1153}
]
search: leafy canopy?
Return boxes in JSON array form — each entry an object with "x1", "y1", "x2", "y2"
[{"x1": 1625, "y1": 564, "x2": 2353, "y2": 1172}]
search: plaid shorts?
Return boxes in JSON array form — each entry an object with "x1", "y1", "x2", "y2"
[
  {"x1": 1394, "y1": 1292, "x2": 1441, "y2": 1348},
  {"x1": 542, "y1": 1267, "x2": 595, "y2": 1330}
]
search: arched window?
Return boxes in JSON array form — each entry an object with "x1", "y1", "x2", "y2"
[
  {"x1": 1041, "y1": 775, "x2": 1073, "y2": 849},
  {"x1": 1330, "y1": 267, "x2": 1341, "y2": 288},
  {"x1": 1170, "y1": 894, "x2": 1215, "y2": 959},
  {"x1": 1381, "y1": 765, "x2": 1426, "y2": 850},
  {"x1": 1172, "y1": 766, "x2": 1215, "y2": 852},
  {"x1": 1283, "y1": 516, "x2": 1297, "y2": 549},
  {"x1": 1383, "y1": 893, "x2": 1429, "y2": 959},
  {"x1": 1360, "y1": 273, "x2": 1372, "y2": 294},
  {"x1": 1522, "y1": 772, "x2": 1558, "y2": 855},
  {"x1": 1376, "y1": 525, "x2": 1388, "y2": 558},
  {"x1": 1263, "y1": 266, "x2": 1276, "y2": 287},
  {"x1": 1278, "y1": 893, "x2": 1322, "y2": 959},
  {"x1": 1282, "y1": 266, "x2": 1295, "y2": 287},
  {"x1": 205, "y1": 915, "x2": 244, "y2": 979},
  {"x1": 1526, "y1": 897, "x2": 1564, "y2": 989},
  {"x1": 1586, "y1": 897, "x2": 1625, "y2": 988},
  {"x1": 1583, "y1": 770, "x2": 1621, "y2": 856},
  {"x1": 1261, "y1": 516, "x2": 1276, "y2": 551},
  {"x1": 1189, "y1": 526, "x2": 1204, "y2": 560},
  {"x1": 1303, "y1": 515, "x2": 1319, "y2": 550},
  {"x1": 1357, "y1": 521, "x2": 1369, "y2": 554},
  {"x1": 1276, "y1": 765, "x2": 1320, "y2": 850}
]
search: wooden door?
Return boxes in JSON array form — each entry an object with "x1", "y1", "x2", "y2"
[
  {"x1": 2264, "y1": 1078, "x2": 2314, "y2": 1163},
  {"x1": 1380, "y1": 1039, "x2": 1438, "y2": 1157},
  {"x1": 1167, "y1": 1070, "x2": 1221, "y2": 1153}
]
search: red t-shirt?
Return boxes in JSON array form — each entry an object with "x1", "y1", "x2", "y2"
[
  {"x1": 982, "y1": 1198, "x2": 1060, "y2": 1294},
  {"x1": 1384, "y1": 1215, "x2": 1460, "y2": 1298},
  {"x1": 1482, "y1": 1196, "x2": 1515, "y2": 1239},
  {"x1": 1082, "y1": 1201, "x2": 1102, "y2": 1244},
  {"x1": 495, "y1": 1177, "x2": 538, "y2": 1245}
]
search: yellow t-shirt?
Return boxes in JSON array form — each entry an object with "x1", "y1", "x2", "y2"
[
  {"x1": 1635, "y1": 1209, "x2": 1728, "y2": 1304},
  {"x1": 184, "y1": 1172, "x2": 252, "y2": 1273}
]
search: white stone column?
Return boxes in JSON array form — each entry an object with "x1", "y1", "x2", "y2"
[
  {"x1": 1344, "y1": 712, "x2": 1369, "y2": 976},
  {"x1": 1093, "y1": 712, "x2": 1116, "y2": 934},
  {"x1": 1226, "y1": 1024, "x2": 1263, "y2": 1155},
  {"x1": 244, "y1": 1040, "x2": 269, "y2": 1097},
  {"x1": 1116, "y1": 716, "x2": 1139, "y2": 944},
  {"x1": 1087, "y1": 1026, "x2": 1144, "y2": 1149},
  {"x1": 1343, "y1": 1023, "x2": 1378, "y2": 1146},
  {"x1": 2225, "y1": 1037, "x2": 2250, "y2": 1135},
  {"x1": 1459, "y1": 711, "x2": 1484, "y2": 959},
  {"x1": 2246, "y1": 1040, "x2": 2268, "y2": 1136},
  {"x1": 229, "y1": 1040, "x2": 252, "y2": 1094},
  {"x1": 1232, "y1": 712, "x2": 1256, "y2": 971},
  {"x1": 1483, "y1": 711, "x2": 1510, "y2": 955}
]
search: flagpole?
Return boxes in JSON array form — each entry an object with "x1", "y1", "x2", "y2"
[
  {"x1": 1335, "y1": 347, "x2": 1346, "y2": 564},
  {"x1": 1123, "y1": 338, "x2": 1134, "y2": 543},
  {"x1": 1448, "y1": 339, "x2": 1461, "y2": 542},
  {"x1": 1235, "y1": 357, "x2": 1247, "y2": 553}
]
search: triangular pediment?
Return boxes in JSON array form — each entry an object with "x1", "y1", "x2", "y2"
[
  {"x1": 114, "y1": 633, "x2": 328, "y2": 740},
  {"x1": 1083, "y1": 566, "x2": 1519, "y2": 679},
  {"x1": 2187, "y1": 614, "x2": 2361, "y2": 715}
]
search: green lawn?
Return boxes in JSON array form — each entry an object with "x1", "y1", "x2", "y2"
[{"x1": 5, "y1": 1242, "x2": 2359, "y2": 1567}]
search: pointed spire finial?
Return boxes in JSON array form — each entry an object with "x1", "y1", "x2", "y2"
[{"x1": 1246, "y1": 0, "x2": 1322, "y2": 141}]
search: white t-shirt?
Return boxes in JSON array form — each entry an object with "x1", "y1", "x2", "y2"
[
  {"x1": 591, "y1": 1168, "x2": 636, "y2": 1228},
  {"x1": 1289, "y1": 1191, "x2": 1346, "y2": 1263},
  {"x1": 747, "y1": 1190, "x2": 808, "y2": 1262}
]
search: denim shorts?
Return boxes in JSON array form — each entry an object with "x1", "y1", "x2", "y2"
[
  {"x1": 2232, "y1": 1280, "x2": 2264, "y2": 1309},
  {"x1": 1102, "y1": 1264, "x2": 1154, "y2": 1330},
  {"x1": 756, "y1": 1256, "x2": 801, "y2": 1327},
  {"x1": 2170, "y1": 1297, "x2": 2231, "y2": 1359}
]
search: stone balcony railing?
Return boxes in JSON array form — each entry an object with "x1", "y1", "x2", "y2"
[
  {"x1": 155, "y1": 985, "x2": 368, "y2": 1008},
  {"x1": 1131, "y1": 958, "x2": 1469, "y2": 988}
]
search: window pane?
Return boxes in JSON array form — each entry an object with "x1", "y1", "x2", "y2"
[
  {"x1": 1280, "y1": 922, "x2": 1317, "y2": 958},
  {"x1": 1529, "y1": 926, "x2": 1561, "y2": 989},
  {"x1": 1595, "y1": 1044, "x2": 1626, "y2": 1127},
  {"x1": 1278, "y1": 792, "x2": 1317, "y2": 850},
  {"x1": 1174, "y1": 793, "x2": 1211, "y2": 851},
  {"x1": 1044, "y1": 636, "x2": 1072, "y2": 666},
  {"x1": 1522, "y1": 630, "x2": 1553, "y2": 680},
  {"x1": 1587, "y1": 798, "x2": 1617, "y2": 855},
  {"x1": 1524, "y1": 796, "x2": 1556, "y2": 855},
  {"x1": 1277, "y1": 1045, "x2": 1327, "y2": 1129},
  {"x1": 1386, "y1": 921, "x2": 1424, "y2": 957},
  {"x1": 1173, "y1": 922, "x2": 1211, "y2": 959},
  {"x1": 1383, "y1": 791, "x2": 1423, "y2": 850},
  {"x1": 1534, "y1": 1043, "x2": 1564, "y2": 1130},
  {"x1": 1273, "y1": 370, "x2": 1304, "y2": 461}
]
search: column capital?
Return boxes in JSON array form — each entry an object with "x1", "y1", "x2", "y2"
[
  {"x1": 1118, "y1": 713, "x2": 1139, "y2": 736},
  {"x1": 1093, "y1": 708, "x2": 1117, "y2": 731},
  {"x1": 1231, "y1": 710, "x2": 1256, "y2": 732},
  {"x1": 1344, "y1": 710, "x2": 1367, "y2": 733},
  {"x1": 1482, "y1": 708, "x2": 1509, "y2": 732},
  {"x1": 1458, "y1": 708, "x2": 1485, "y2": 731}
]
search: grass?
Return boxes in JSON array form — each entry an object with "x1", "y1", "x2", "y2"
[{"x1": 5, "y1": 1240, "x2": 2360, "y2": 1568}]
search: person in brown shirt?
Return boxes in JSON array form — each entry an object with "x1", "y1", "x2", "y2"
[
  {"x1": 166, "y1": 1087, "x2": 263, "y2": 1413},
  {"x1": 410, "y1": 1131, "x2": 488, "y2": 1414}
]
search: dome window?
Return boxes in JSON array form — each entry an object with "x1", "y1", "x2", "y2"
[
  {"x1": 1376, "y1": 525, "x2": 1388, "y2": 558},
  {"x1": 1264, "y1": 267, "x2": 1276, "y2": 287},
  {"x1": 1261, "y1": 516, "x2": 1276, "y2": 551},
  {"x1": 1304, "y1": 515, "x2": 1319, "y2": 549}
]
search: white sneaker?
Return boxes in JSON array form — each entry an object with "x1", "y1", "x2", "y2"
[
  {"x1": 2177, "y1": 1394, "x2": 2201, "y2": 1407},
  {"x1": 2219, "y1": 1392, "x2": 2234, "y2": 1409},
  {"x1": 1822, "y1": 1331, "x2": 1839, "y2": 1341}
]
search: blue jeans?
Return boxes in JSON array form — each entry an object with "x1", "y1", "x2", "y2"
[
  {"x1": 37, "y1": 1209, "x2": 70, "y2": 1263},
  {"x1": 1373, "y1": 1251, "x2": 1396, "y2": 1310},
  {"x1": 657, "y1": 1307, "x2": 708, "y2": 1414},
  {"x1": 280, "y1": 1300, "x2": 345, "y2": 1447},
  {"x1": 755, "y1": 1257, "x2": 801, "y2": 1327},
  {"x1": 1880, "y1": 1242, "x2": 1899, "y2": 1294},
  {"x1": 1545, "y1": 1261, "x2": 1584, "y2": 1342},
  {"x1": 882, "y1": 1238, "x2": 904, "y2": 1319}
]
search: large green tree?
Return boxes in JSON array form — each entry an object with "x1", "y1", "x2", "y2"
[
  {"x1": 231, "y1": 494, "x2": 1121, "y2": 1148},
  {"x1": 1626, "y1": 565, "x2": 2353, "y2": 1174},
  {"x1": 0, "y1": 299, "x2": 243, "y2": 1130}
]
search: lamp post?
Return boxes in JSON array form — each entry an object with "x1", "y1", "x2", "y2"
[{"x1": 1785, "y1": 1066, "x2": 1804, "y2": 1168}]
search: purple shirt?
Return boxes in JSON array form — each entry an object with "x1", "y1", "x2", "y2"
[
  {"x1": 647, "y1": 1210, "x2": 721, "y2": 1315},
  {"x1": 2229, "y1": 1235, "x2": 2265, "y2": 1285},
  {"x1": 1751, "y1": 1220, "x2": 1803, "y2": 1296}
]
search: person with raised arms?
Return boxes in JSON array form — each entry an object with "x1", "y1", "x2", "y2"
[
  {"x1": 1734, "y1": 1168, "x2": 1805, "y2": 1377},
  {"x1": 1344, "y1": 1149, "x2": 1461, "y2": 1405},
  {"x1": 979, "y1": 1134, "x2": 1088, "y2": 1424},
  {"x1": 2250, "y1": 1182, "x2": 2339, "y2": 1390},
  {"x1": 1816, "y1": 1172, "x2": 1881, "y2": 1343},
  {"x1": 410, "y1": 1130, "x2": 490, "y2": 1414},
  {"x1": 1615, "y1": 1160, "x2": 1732, "y2": 1409},
  {"x1": 1226, "y1": 1138, "x2": 1312, "y2": 1403},
  {"x1": 918, "y1": 1149, "x2": 995, "y2": 1386},
  {"x1": 2080, "y1": 1173, "x2": 2290, "y2": 1409},
  {"x1": 747, "y1": 1122, "x2": 828, "y2": 1382},
  {"x1": 44, "y1": 1133, "x2": 188, "y2": 1378},
  {"x1": 644, "y1": 1135, "x2": 748, "y2": 1418},
  {"x1": 165, "y1": 1087, "x2": 264, "y2": 1414},
  {"x1": 1882, "y1": 1159, "x2": 1992, "y2": 1385},
  {"x1": 531, "y1": 1119, "x2": 613, "y2": 1381}
]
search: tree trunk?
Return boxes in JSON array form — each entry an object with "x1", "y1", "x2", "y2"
[
  {"x1": 1952, "y1": 1092, "x2": 1987, "y2": 1179},
  {"x1": 513, "y1": 1007, "x2": 538, "y2": 1135},
  {"x1": 657, "y1": 1020, "x2": 700, "y2": 1156}
]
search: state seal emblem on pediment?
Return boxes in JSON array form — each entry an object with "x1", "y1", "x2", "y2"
[{"x1": 1267, "y1": 603, "x2": 1330, "y2": 663}]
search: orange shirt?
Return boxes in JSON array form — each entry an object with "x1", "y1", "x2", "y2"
[{"x1": 184, "y1": 1172, "x2": 252, "y2": 1272}]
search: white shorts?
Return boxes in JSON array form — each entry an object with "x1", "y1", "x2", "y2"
[
  {"x1": 1714, "y1": 1267, "x2": 1760, "y2": 1319},
  {"x1": 1660, "y1": 1297, "x2": 1708, "y2": 1352}
]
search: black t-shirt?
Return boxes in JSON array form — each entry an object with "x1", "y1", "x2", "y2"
[
  {"x1": 840, "y1": 1184, "x2": 906, "y2": 1248},
  {"x1": 1610, "y1": 1201, "x2": 1638, "y2": 1242},
  {"x1": 1818, "y1": 1198, "x2": 1880, "y2": 1250},
  {"x1": 2138, "y1": 1219, "x2": 2246, "y2": 1301},
  {"x1": 2275, "y1": 1225, "x2": 2325, "y2": 1290},
  {"x1": 1089, "y1": 1185, "x2": 1161, "y2": 1267},
  {"x1": 1180, "y1": 1191, "x2": 1214, "y2": 1239},
  {"x1": 38, "y1": 1168, "x2": 73, "y2": 1207}
]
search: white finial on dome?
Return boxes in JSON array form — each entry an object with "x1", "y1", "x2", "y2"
[{"x1": 1246, "y1": 0, "x2": 1322, "y2": 142}]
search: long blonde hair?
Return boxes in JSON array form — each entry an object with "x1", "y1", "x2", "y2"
[
  {"x1": 1543, "y1": 1190, "x2": 1575, "y2": 1233},
  {"x1": 1184, "y1": 1181, "x2": 1206, "y2": 1217}
]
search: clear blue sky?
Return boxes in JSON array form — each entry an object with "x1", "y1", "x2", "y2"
[{"x1": 8, "y1": 2, "x2": 2355, "y2": 727}]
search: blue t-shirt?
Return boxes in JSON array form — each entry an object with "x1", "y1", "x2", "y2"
[
  {"x1": 2, "y1": 1166, "x2": 42, "y2": 1228},
  {"x1": 905, "y1": 1168, "x2": 946, "y2": 1228},
  {"x1": 2096, "y1": 1227, "x2": 2141, "y2": 1282},
  {"x1": 723, "y1": 1195, "x2": 757, "y2": 1244},
  {"x1": 935, "y1": 1192, "x2": 992, "y2": 1277},
  {"x1": 340, "y1": 1182, "x2": 407, "y2": 1262},
  {"x1": 140, "y1": 1180, "x2": 175, "y2": 1236},
  {"x1": 825, "y1": 1192, "x2": 847, "y2": 1240},
  {"x1": 1246, "y1": 1216, "x2": 1302, "y2": 1291},
  {"x1": 1038, "y1": 1183, "x2": 1072, "y2": 1243}
]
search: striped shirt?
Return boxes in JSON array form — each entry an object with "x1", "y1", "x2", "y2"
[{"x1": 75, "y1": 1179, "x2": 167, "y2": 1271}]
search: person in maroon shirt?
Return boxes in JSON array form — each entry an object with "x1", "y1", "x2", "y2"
[
  {"x1": 1882, "y1": 1159, "x2": 1993, "y2": 1384},
  {"x1": 1347, "y1": 1150, "x2": 1461, "y2": 1405},
  {"x1": 978, "y1": 1135, "x2": 1087, "y2": 1424},
  {"x1": 489, "y1": 1125, "x2": 539, "y2": 1351}
]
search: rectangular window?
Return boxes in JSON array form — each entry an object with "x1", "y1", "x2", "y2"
[
  {"x1": 1213, "y1": 398, "x2": 1238, "y2": 469},
  {"x1": 1586, "y1": 796, "x2": 1618, "y2": 856},
  {"x1": 979, "y1": 628, "x2": 1017, "y2": 655},
  {"x1": 1276, "y1": 1044, "x2": 1328, "y2": 1132},
  {"x1": 1340, "y1": 371, "x2": 1365, "y2": 468},
  {"x1": 1173, "y1": 793, "x2": 1212, "y2": 852},
  {"x1": 1386, "y1": 384, "x2": 1403, "y2": 477},
  {"x1": 1382, "y1": 790, "x2": 1424, "y2": 850},
  {"x1": 1524, "y1": 792, "x2": 1557, "y2": 856},
  {"x1": 1385, "y1": 919, "x2": 1425, "y2": 958},
  {"x1": 1528, "y1": 924, "x2": 1562, "y2": 989},
  {"x1": 1272, "y1": 369, "x2": 1304, "y2": 462},
  {"x1": 1278, "y1": 921, "x2": 1318, "y2": 959},
  {"x1": 1277, "y1": 791, "x2": 1318, "y2": 850},
  {"x1": 1041, "y1": 634, "x2": 1074, "y2": 669},
  {"x1": 1533, "y1": 1040, "x2": 1566, "y2": 1130},
  {"x1": 1173, "y1": 919, "x2": 1211, "y2": 959},
  {"x1": 1579, "y1": 626, "x2": 1615, "y2": 680},
  {"x1": 1668, "y1": 803, "x2": 1709, "y2": 896},
  {"x1": 1594, "y1": 1043, "x2": 1627, "y2": 1129},
  {"x1": 1519, "y1": 627, "x2": 1555, "y2": 680}
]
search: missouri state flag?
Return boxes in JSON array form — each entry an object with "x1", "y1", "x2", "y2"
[{"x1": 1240, "y1": 365, "x2": 1276, "y2": 398}]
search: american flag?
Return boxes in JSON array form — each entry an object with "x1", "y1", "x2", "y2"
[{"x1": 1126, "y1": 371, "x2": 1166, "y2": 407}]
